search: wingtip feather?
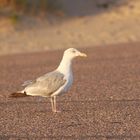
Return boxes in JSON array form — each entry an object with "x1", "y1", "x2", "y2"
[{"x1": 9, "y1": 92, "x2": 28, "y2": 98}]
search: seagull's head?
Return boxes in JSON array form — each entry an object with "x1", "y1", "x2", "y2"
[{"x1": 64, "y1": 48, "x2": 87, "y2": 60}]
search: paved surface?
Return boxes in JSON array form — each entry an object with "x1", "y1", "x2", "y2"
[{"x1": 0, "y1": 43, "x2": 140, "y2": 140}]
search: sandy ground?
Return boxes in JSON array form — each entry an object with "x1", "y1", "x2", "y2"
[
  {"x1": 0, "y1": 0, "x2": 140, "y2": 55},
  {"x1": 0, "y1": 43, "x2": 140, "y2": 139}
]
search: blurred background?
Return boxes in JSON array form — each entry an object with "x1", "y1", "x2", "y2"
[{"x1": 0, "y1": 0, "x2": 140, "y2": 55}]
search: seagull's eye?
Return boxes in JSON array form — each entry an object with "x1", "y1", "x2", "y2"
[{"x1": 72, "y1": 50, "x2": 76, "y2": 53}]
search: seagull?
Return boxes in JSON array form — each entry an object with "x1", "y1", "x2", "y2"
[{"x1": 10, "y1": 48, "x2": 87, "y2": 112}]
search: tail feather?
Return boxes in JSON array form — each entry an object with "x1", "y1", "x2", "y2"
[{"x1": 9, "y1": 91, "x2": 29, "y2": 98}]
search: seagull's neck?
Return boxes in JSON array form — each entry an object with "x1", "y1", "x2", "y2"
[{"x1": 57, "y1": 55, "x2": 73, "y2": 76}]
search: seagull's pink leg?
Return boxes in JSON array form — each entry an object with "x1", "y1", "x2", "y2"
[
  {"x1": 53, "y1": 96, "x2": 61, "y2": 113},
  {"x1": 50, "y1": 97, "x2": 54, "y2": 112}
]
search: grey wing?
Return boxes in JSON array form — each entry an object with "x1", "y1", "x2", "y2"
[
  {"x1": 24, "y1": 71, "x2": 66, "y2": 97},
  {"x1": 22, "y1": 80, "x2": 34, "y2": 87},
  {"x1": 36, "y1": 71, "x2": 60, "y2": 82}
]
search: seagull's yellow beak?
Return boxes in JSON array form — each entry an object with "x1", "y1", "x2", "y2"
[{"x1": 79, "y1": 52, "x2": 87, "y2": 57}]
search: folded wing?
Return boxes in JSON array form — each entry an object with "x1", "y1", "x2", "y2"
[{"x1": 24, "y1": 71, "x2": 66, "y2": 97}]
